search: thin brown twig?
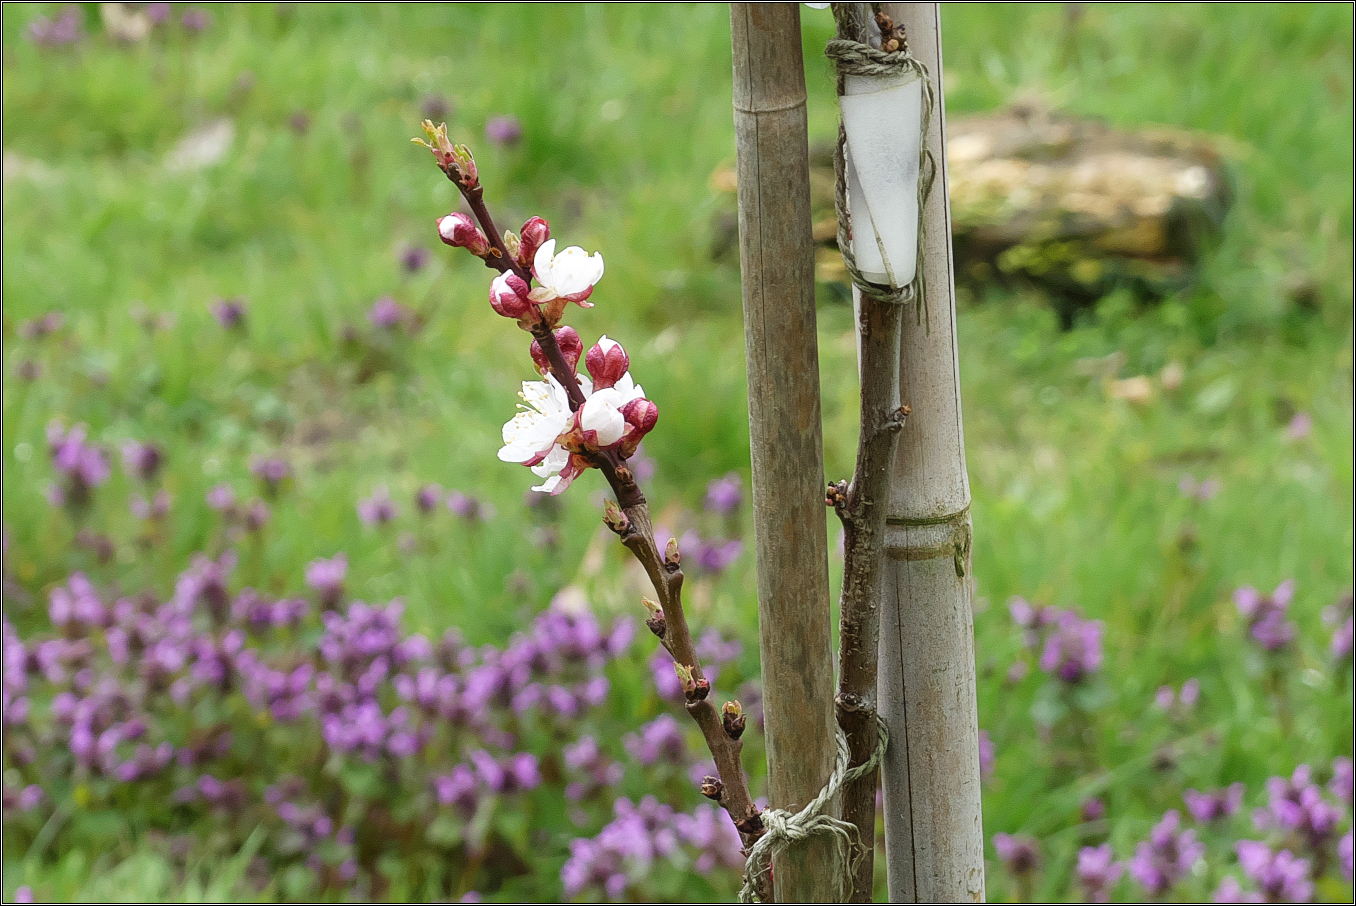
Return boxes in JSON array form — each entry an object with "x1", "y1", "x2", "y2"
[{"x1": 442, "y1": 167, "x2": 765, "y2": 864}]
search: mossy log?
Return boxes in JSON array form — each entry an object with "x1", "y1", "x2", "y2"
[{"x1": 713, "y1": 100, "x2": 1232, "y2": 327}]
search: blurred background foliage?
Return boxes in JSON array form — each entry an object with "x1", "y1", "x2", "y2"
[{"x1": 2, "y1": 3, "x2": 1352, "y2": 902}]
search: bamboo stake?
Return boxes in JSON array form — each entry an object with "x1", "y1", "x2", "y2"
[
  {"x1": 731, "y1": 4, "x2": 839, "y2": 901},
  {"x1": 872, "y1": 4, "x2": 986, "y2": 902}
]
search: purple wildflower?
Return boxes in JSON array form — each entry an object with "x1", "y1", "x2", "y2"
[
  {"x1": 27, "y1": 6, "x2": 84, "y2": 46},
  {"x1": 624, "y1": 714, "x2": 686, "y2": 766},
  {"x1": 1212, "y1": 876, "x2": 1265, "y2": 903},
  {"x1": 978, "y1": 730, "x2": 995, "y2": 778},
  {"x1": 146, "y1": 3, "x2": 171, "y2": 26},
  {"x1": 1128, "y1": 810, "x2": 1205, "y2": 897},
  {"x1": 206, "y1": 483, "x2": 236, "y2": 512},
  {"x1": 447, "y1": 490, "x2": 492, "y2": 522},
  {"x1": 357, "y1": 488, "x2": 396, "y2": 526},
  {"x1": 993, "y1": 833, "x2": 1040, "y2": 876},
  {"x1": 367, "y1": 295, "x2": 409, "y2": 330},
  {"x1": 1077, "y1": 843, "x2": 1124, "y2": 903},
  {"x1": 1233, "y1": 581, "x2": 1297, "y2": 652},
  {"x1": 1339, "y1": 831, "x2": 1353, "y2": 881},
  {"x1": 1184, "y1": 783, "x2": 1245, "y2": 823},
  {"x1": 181, "y1": 7, "x2": 212, "y2": 32},
  {"x1": 1330, "y1": 757, "x2": 1353, "y2": 806},
  {"x1": 129, "y1": 489, "x2": 172, "y2": 521},
  {"x1": 1235, "y1": 841, "x2": 1314, "y2": 903},
  {"x1": 210, "y1": 298, "x2": 246, "y2": 329},
  {"x1": 47, "y1": 421, "x2": 111, "y2": 508},
  {"x1": 485, "y1": 115, "x2": 523, "y2": 146},
  {"x1": 305, "y1": 554, "x2": 347, "y2": 609},
  {"x1": 704, "y1": 472, "x2": 744, "y2": 514},
  {"x1": 19, "y1": 312, "x2": 64, "y2": 339},
  {"x1": 415, "y1": 484, "x2": 444, "y2": 514},
  {"x1": 674, "y1": 803, "x2": 745, "y2": 873},
  {"x1": 249, "y1": 456, "x2": 291, "y2": 495},
  {"x1": 1286, "y1": 412, "x2": 1312, "y2": 442},
  {"x1": 399, "y1": 245, "x2": 430, "y2": 273},
  {"x1": 121, "y1": 441, "x2": 165, "y2": 482},
  {"x1": 1038, "y1": 609, "x2": 1103, "y2": 683},
  {"x1": 1255, "y1": 766, "x2": 1342, "y2": 851}
]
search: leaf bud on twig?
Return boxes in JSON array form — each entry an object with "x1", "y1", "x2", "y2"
[
  {"x1": 700, "y1": 775, "x2": 724, "y2": 801},
  {"x1": 603, "y1": 499, "x2": 630, "y2": 534},
  {"x1": 722, "y1": 700, "x2": 747, "y2": 740},
  {"x1": 642, "y1": 597, "x2": 666, "y2": 639},
  {"x1": 664, "y1": 536, "x2": 681, "y2": 570}
]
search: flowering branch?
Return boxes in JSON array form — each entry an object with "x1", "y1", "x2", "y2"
[{"x1": 416, "y1": 125, "x2": 766, "y2": 865}]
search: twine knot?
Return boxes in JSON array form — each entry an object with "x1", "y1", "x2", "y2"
[{"x1": 738, "y1": 716, "x2": 890, "y2": 903}]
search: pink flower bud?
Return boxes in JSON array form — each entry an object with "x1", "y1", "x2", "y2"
[
  {"x1": 437, "y1": 213, "x2": 490, "y2": 256},
  {"x1": 529, "y1": 326, "x2": 582, "y2": 376},
  {"x1": 585, "y1": 335, "x2": 630, "y2": 390},
  {"x1": 518, "y1": 216, "x2": 551, "y2": 269},
  {"x1": 619, "y1": 398, "x2": 658, "y2": 458},
  {"x1": 489, "y1": 273, "x2": 532, "y2": 320}
]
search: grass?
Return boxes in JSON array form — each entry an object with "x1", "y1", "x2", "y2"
[{"x1": 3, "y1": 3, "x2": 1352, "y2": 902}]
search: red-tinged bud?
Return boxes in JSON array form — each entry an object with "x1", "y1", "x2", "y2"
[
  {"x1": 437, "y1": 213, "x2": 490, "y2": 256},
  {"x1": 621, "y1": 398, "x2": 658, "y2": 436},
  {"x1": 665, "y1": 535, "x2": 681, "y2": 569},
  {"x1": 585, "y1": 335, "x2": 630, "y2": 390},
  {"x1": 518, "y1": 216, "x2": 551, "y2": 269},
  {"x1": 556, "y1": 326, "x2": 583, "y2": 370},
  {"x1": 618, "y1": 397, "x2": 659, "y2": 459},
  {"x1": 700, "y1": 775, "x2": 724, "y2": 801},
  {"x1": 489, "y1": 273, "x2": 533, "y2": 320},
  {"x1": 529, "y1": 326, "x2": 583, "y2": 377},
  {"x1": 691, "y1": 678, "x2": 711, "y2": 702}
]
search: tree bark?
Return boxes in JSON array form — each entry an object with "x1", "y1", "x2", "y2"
[
  {"x1": 828, "y1": 3, "x2": 905, "y2": 901},
  {"x1": 731, "y1": 4, "x2": 839, "y2": 901},
  {"x1": 874, "y1": 4, "x2": 986, "y2": 902}
]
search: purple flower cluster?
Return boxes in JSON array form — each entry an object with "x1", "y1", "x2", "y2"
[
  {"x1": 704, "y1": 472, "x2": 744, "y2": 515},
  {"x1": 624, "y1": 714, "x2": 687, "y2": 767},
  {"x1": 1128, "y1": 810, "x2": 1205, "y2": 897},
  {"x1": 305, "y1": 554, "x2": 348, "y2": 610},
  {"x1": 993, "y1": 833, "x2": 1040, "y2": 876},
  {"x1": 563, "y1": 735, "x2": 625, "y2": 803},
  {"x1": 680, "y1": 530, "x2": 744, "y2": 575},
  {"x1": 561, "y1": 796, "x2": 682, "y2": 899},
  {"x1": 250, "y1": 455, "x2": 292, "y2": 496},
  {"x1": 46, "y1": 421, "x2": 111, "y2": 510},
  {"x1": 1233, "y1": 581, "x2": 1298, "y2": 652},
  {"x1": 26, "y1": 6, "x2": 84, "y2": 46},
  {"x1": 3, "y1": 538, "x2": 645, "y2": 898},
  {"x1": 1076, "y1": 843, "x2": 1124, "y2": 902},
  {"x1": 1215, "y1": 840, "x2": 1314, "y2": 902},
  {"x1": 211, "y1": 297, "x2": 247, "y2": 329},
  {"x1": 367, "y1": 296, "x2": 412, "y2": 330},
  {"x1": 1324, "y1": 593, "x2": 1354, "y2": 663},
  {"x1": 484, "y1": 115, "x2": 523, "y2": 146},
  {"x1": 1184, "y1": 783, "x2": 1245, "y2": 824},
  {"x1": 357, "y1": 487, "x2": 397, "y2": 526},
  {"x1": 1253, "y1": 765, "x2": 1343, "y2": 853},
  {"x1": 1010, "y1": 598, "x2": 1105, "y2": 684},
  {"x1": 19, "y1": 312, "x2": 65, "y2": 339}
]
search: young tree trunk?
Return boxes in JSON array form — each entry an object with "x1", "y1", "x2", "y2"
[
  {"x1": 731, "y1": 4, "x2": 840, "y2": 901},
  {"x1": 874, "y1": 4, "x2": 987, "y2": 902}
]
